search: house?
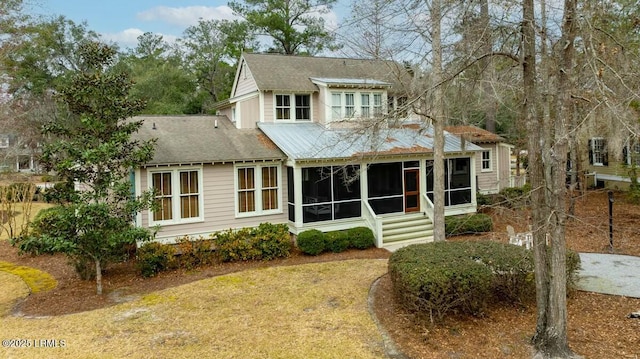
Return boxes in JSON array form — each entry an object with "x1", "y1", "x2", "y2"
[
  {"x1": 134, "y1": 53, "x2": 492, "y2": 250},
  {"x1": 444, "y1": 125, "x2": 515, "y2": 194},
  {"x1": 0, "y1": 133, "x2": 40, "y2": 173},
  {"x1": 584, "y1": 136, "x2": 640, "y2": 189}
]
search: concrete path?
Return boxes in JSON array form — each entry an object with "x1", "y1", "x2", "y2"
[{"x1": 575, "y1": 252, "x2": 640, "y2": 298}]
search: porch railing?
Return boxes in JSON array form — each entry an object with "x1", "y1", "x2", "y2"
[
  {"x1": 422, "y1": 193, "x2": 434, "y2": 223},
  {"x1": 362, "y1": 201, "x2": 383, "y2": 248}
]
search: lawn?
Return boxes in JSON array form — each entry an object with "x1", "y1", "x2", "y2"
[{"x1": 0, "y1": 259, "x2": 388, "y2": 359}]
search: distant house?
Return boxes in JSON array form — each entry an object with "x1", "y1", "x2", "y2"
[
  {"x1": 583, "y1": 136, "x2": 640, "y2": 189},
  {"x1": 133, "y1": 53, "x2": 491, "y2": 250},
  {"x1": 444, "y1": 125, "x2": 515, "y2": 194},
  {"x1": 0, "y1": 133, "x2": 40, "y2": 173}
]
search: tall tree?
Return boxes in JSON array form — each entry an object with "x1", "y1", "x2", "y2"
[
  {"x1": 14, "y1": 42, "x2": 156, "y2": 295},
  {"x1": 229, "y1": 0, "x2": 339, "y2": 55}
]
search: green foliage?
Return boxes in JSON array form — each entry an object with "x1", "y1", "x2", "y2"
[
  {"x1": 175, "y1": 236, "x2": 215, "y2": 269},
  {"x1": 445, "y1": 214, "x2": 493, "y2": 236},
  {"x1": 296, "y1": 229, "x2": 326, "y2": 255},
  {"x1": 325, "y1": 230, "x2": 350, "y2": 253},
  {"x1": 498, "y1": 184, "x2": 532, "y2": 208},
  {"x1": 213, "y1": 223, "x2": 292, "y2": 262},
  {"x1": 229, "y1": 0, "x2": 340, "y2": 55},
  {"x1": 12, "y1": 41, "x2": 157, "y2": 294},
  {"x1": 136, "y1": 242, "x2": 177, "y2": 278},
  {"x1": 389, "y1": 241, "x2": 581, "y2": 322},
  {"x1": 347, "y1": 227, "x2": 375, "y2": 249}
]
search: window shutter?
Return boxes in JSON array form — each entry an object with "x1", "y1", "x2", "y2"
[
  {"x1": 588, "y1": 139, "x2": 593, "y2": 165},
  {"x1": 603, "y1": 140, "x2": 609, "y2": 166},
  {"x1": 623, "y1": 145, "x2": 628, "y2": 165}
]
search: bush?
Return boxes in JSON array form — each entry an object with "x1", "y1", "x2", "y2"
[
  {"x1": 347, "y1": 227, "x2": 375, "y2": 249},
  {"x1": 389, "y1": 241, "x2": 582, "y2": 322},
  {"x1": 326, "y1": 230, "x2": 350, "y2": 253},
  {"x1": 175, "y1": 235, "x2": 215, "y2": 269},
  {"x1": 498, "y1": 184, "x2": 532, "y2": 208},
  {"x1": 296, "y1": 229, "x2": 326, "y2": 255},
  {"x1": 445, "y1": 213, "x2": 493, "y2": 236},
  {"x1": 136, "y1": 242, "x2": 177, "y2": 277},
  {"x1": 214, "y1": 223, "x2": 292, "y2": 262}
]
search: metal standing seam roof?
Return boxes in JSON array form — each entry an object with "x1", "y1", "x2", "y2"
[
  {"x1": 257, "y1": 122, "x2": 483, "y2": 161},
  {"x1": 132, "y1": 116, "x2": 286, "y2": 166}
]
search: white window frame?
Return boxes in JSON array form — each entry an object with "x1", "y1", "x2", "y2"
[
  {"x1": 148, "y1": 166, "x2": 204, "y2": 226},
  {"x1": 481, "y1": 150, "x2": 492, "y2": 172},
  {"x1": 591, "y1": 137, "x2": 606, "y2": 166},
  {"x1": 330, "y1": 91, "x2": 385, "y2": 121},
  {"x1": 274, "y1": 93, "x2": 311, "y2": 122},
  {"x1": 235, "y1": 163, "x2": 282, "y2": 217},
  {"x1": 0, "y1": 135, "x2": 8, "y2": 148}
]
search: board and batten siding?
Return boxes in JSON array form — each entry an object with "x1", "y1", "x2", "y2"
[
  {"x1": 233, "y1": 61, "x2": 259, "y2": 97},
  {"x1": 140, "y1": 164, "x2": 288, "y2": 243},
  {"x1": 239, "y1": 96, "x2": 261, "y2": 128},
  {"x1": 475, "y1": 144, "x2": 500, "y2": 194}
]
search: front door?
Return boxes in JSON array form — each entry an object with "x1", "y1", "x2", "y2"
[{"x1": 404, "y1": 169, "x2": 420, "y2": 212}]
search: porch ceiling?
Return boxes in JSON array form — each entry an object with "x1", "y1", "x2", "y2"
[{"x1": 258, "y1": 122, "x2": 483, "y2": 161}]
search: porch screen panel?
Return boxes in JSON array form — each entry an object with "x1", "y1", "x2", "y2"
[
  {"x1": 449, "y1": 158, "x2": 472, "y2": 205},
  {"x1": 287, "y1": 167, "x2": 295, "y2": 222},
  {"x1": 333, "y1": 165, "x2": 361, "y2": 219},
  {"x1": 302, "y1": 167, "x2": 332, "y2": 223},
  {"x1": 367, "y1": 162, "x2": 403, "y2": 214}
]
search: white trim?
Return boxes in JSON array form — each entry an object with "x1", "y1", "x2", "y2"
[
  {"x1": 135, "y1": 167, "x2": 142, "y2": 227},
  {"x1": 234, "y1": 162, "x2": 283, "y2": 218},
  {"x1": 147, "y1": 166, "x2": 205, "y2": 227},
  {"x1": 273, "y1": 93, "x2": 313, "y2": 122},
  {"x1": 480, "y1": 149, "x2": 492, "y2": 172}
]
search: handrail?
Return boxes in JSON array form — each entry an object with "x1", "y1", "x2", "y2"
[
  {"x1": 422, "y1": 193, "x2": 434, "y2": 223},
  {"x1": 362, "y1": 201, "x2": 383, "y2": 248}
]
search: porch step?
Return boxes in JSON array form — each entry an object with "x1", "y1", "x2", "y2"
[{"x1": 381, "y1": 213, "x2": 434, "y2": 250}]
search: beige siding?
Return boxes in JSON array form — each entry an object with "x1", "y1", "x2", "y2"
[
  {"x1": 234, "y1": 63, "x2": 258, "y2": 97},
  {"x1": 497, "y1": 144, "x2": 511, "y2": 191},
  {"x1": 313, "y1": 92, "x2": 324, "y2": 124},
  {"x1": 588, "y1": 160, "x2": 633, "y2": 189},
  {"x1": 475, "y1": 144, "x2": 500, "y2": 194},
  {"x1": 263, "y1": 91, "x2": 274, "y2": 122},
  {"x1": 140, "y1": 164, "x2": 288, "y2": 242},
  {"x1": 239, "y1": 96, "x2": 260, "y2": 129}
]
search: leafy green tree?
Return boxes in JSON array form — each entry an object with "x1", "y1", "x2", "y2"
[
  {"x1": 13, "y1": 42, "x2": 156, "y2": 295},
  {"x1": 120, "y1": 32, "x2": 199, "y2": 114},
  {"x1": 229, "y1": 0, "x2": 339, "y2": 55},
  {"x1": 179, "y1": 19, "x2": 256, "y2": 109}
]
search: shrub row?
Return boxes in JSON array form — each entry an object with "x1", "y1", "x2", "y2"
[
  {"x1": 136, "y1": 223, "x2": 292, "y2": 277},
  {"x1": 296, "y1": 227, "x2": 375, "y2": 255},
  {"x1": 445, "y1": 213, "x2": 493, "y2": 236},
  {"x1": 388, "y1": 240, "x2": 581, "y2": 322}
]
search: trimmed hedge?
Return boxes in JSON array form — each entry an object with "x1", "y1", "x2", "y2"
[
  {"x1": 214, "y1": 223, "x2": 292, "y2": 262},
  {"x1": 297, "y1": 227, "x2": 376, "y2": 255},
  {"x1": 136, "y1": 242, "x2": 177, "y2": 277},
  {"x1": 445, "y1": 213, "x2": 493, "y2": 236},
  {"x1": 389, "y1": 240, "x2": 581, "y2": 322},
  {"x1": 347, "y1": 227, "x2": 375, "y2": 249},
  {"x1": 296, "y1": 229, "x2": 326, "y2": 255}
]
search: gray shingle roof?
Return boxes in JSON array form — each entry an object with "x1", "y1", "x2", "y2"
[
  {"x1": 133, "y1": 116, "x2": 285, "y2": 166},
  {"x1": 258, "y1": 122, "x2": 483, "y2": 161},
  {"x1": 242, "y1": 53, "x2": 412, "y2": 93}
]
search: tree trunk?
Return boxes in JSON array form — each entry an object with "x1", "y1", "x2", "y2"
[
  {"x1": 432, "y1": 0, "x2": 446, "y2": 242},
  {"x1": 95, "y1": 259, "x2": 103, "y2": 295}
]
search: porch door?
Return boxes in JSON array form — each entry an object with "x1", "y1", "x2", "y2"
[{"x1": 404, "y1": 169, "x2": 420, "y2": 212}]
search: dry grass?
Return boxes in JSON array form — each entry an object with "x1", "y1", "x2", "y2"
[
  {"x1": 0, "y1": 259, "x2": 388, "y2": 359},
  {"x1": 0, "y1": 202, "x2": 54, "y2": 241},
  {"x1": 0, "y1": 271, "x2": 30, "y2": 316},
  {"x1": 0, "y1": 261, "x2": 57, "y2": 294}
]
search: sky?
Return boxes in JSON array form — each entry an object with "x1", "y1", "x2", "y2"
[{"x1": 26, "y1": 0, "x2": 348, "y2": 50}]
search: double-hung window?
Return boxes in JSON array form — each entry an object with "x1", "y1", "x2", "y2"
[
  {"x1": 275, "y1": 94, "x2": 311, "y2": 121},
  {"x1": 360, "y1": 93, "x2": 370, "y2": 118},
  {"x1": 236, "y1": 164, "x2": 281, "y2": 216},
  {"x1": 481, "y1": 150, "x2": 492, "y2": 171},
  {"x1": 150, "y1": 168, "x2": 203, "y2": 224},
  {"x1": 0, "y1": 135, "x2": 8, "y2": 148},
  {"x1": 344, "y1": 93, "x2": 355, "y2": 117},
  {"x1": 330, "y1": 91, "x2": 384, "y2": 121},
  {"x1": 589, "y1": 138, "x2": 607, "y2": 166}
]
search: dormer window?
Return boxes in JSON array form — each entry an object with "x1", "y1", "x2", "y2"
[
  {"x1": 330, "y1": 91, "x2": 384, "y2": 121},
  {"x1": 275, "y1": 94, "x2": 311, "y2": 121}
]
